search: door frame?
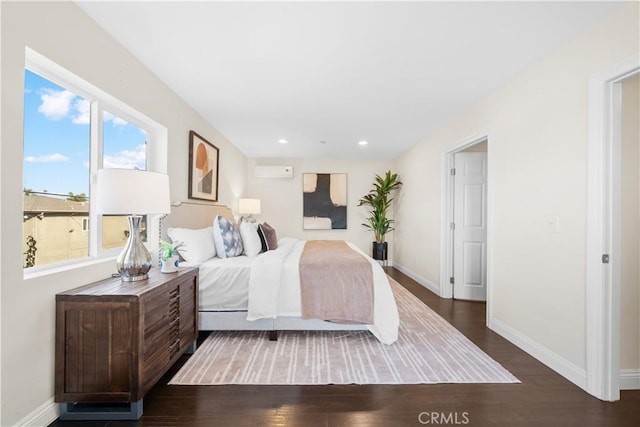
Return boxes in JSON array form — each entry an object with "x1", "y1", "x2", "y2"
[
  {"x1": 586, "y1": 54, "x2": 639, "y2": 401},
  {"x1": 440, "y1": 134, "x2": 492, "y2": 322}
]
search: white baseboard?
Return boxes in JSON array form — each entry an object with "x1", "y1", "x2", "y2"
[
  {"x1": 14, "y1": 397, "x2": 58, "y2": 427},
  {"x1": 491, "y1": 318, "x2": 587, "y2": 390},
  {"x1": 392, "y1": 263, "x2": 440, "y2": 295},
  {"x1": 620, "y1": 369, "x2": 640, "y2": 390},
  {"x1": 392, "y1": 265, "x2": 634, "y2": 395}
]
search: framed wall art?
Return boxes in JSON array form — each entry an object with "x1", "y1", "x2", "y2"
[
  {"x1": 188, "y1": 130, "x2": 219, "y2": 202},
  {"x1": 302, "y1": 173, "x2": 347, "y2": 230}
]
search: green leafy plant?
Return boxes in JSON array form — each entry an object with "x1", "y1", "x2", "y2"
[
  {"x1": 159, "y1": 239, "x2": 182, "y2": 261},
  {"x1": 24, "y1": 235, "x2": 37, "y2": 268},
  {"x1": 357, "y1": 170, "x2": 403, "y2": 243}
]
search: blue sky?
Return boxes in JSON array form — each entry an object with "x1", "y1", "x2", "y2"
[{"x1": 23, "y1": 70, "x2": 147, "y2": 197}]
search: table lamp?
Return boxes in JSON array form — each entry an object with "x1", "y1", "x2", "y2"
[
  {"x1": 96, "y1": 169, "x2": 171, "y2": 281},
  {"x1": 238, "y1": 198, "x2": 261, "y2": 222}
]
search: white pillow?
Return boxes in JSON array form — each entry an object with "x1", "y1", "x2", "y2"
[
  {"x1": 239, "y1": 221, "x2": 262, "y2": 257},
  {"x1": 166, "y1": 226, "x2": 215, "y2": 264},
  {"x1": 212, "y1": 215, "x2": 244, "y2": 258}
]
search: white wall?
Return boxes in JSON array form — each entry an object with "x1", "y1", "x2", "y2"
[
  {"x1": 0, "y1": 2, "x2": 246, "y2": 425},
  {"x1": 394, "y1": 3, "x2": 639, "y2": 387},
  {"x1": 246, "y1": 158, "x2": 395, "y2": 260},
  {"x1": 620, "y1": 74, "x2": 640, "y2": 372}
]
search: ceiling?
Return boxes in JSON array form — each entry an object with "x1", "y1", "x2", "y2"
[{"x1": 77, "y1": 1, "x2": 622, "y2": 160}]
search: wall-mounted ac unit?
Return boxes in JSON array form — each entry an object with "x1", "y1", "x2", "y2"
[{"x1": 254, "y1": 165, "x2": 294, "y2": 178}]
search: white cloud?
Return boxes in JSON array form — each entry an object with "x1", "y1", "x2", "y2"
[
  {"x1": 37, "y1": 87, "x2": 137, "y2": 130},
  {"x1": 37, "y1": 89, "x2": 76, "y2": 121},
  {"x1": 37, "y1": 88, "x2": 135, "y2": 130},
  {"x1": 37, "y1": 88, "x2": 91, "y2": 125},
  {"x1": 104, "y1": 111, "x2": 128, "y2": 127},
  {"x1": 71, "y1": 98, "x2": 90, "y2": 125},
  {"x1": 112, "y1": 116, "x2": 128, "y2": 127},
  {"x1": 103, "y1": 144, "x2": 146, "y2": 169},
  {"x1": 25, "y1": 153, "x2": 70, "y2": 163}
]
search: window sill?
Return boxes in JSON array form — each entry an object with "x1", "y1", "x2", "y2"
[{"x1": 23, "y1": 256, "x2": 117, "y2": 281}]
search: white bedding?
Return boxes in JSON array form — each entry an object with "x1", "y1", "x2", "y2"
[
  {"x1": 185, "y1": 254, "x2": 252, "y2": 311},
  {"x1": 247, "y1": 238, "x2": 399, "y2": 345},
  {"x1": 185, "y1": 238, "x2": 301, "y2": 311},
  {"x1": 186, "y1": 237, "x2": 399, "y2": 344}
]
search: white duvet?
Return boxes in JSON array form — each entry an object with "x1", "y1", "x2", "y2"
[{"x1": 247, "y1": 238, "x2": 399, "y2": 345}]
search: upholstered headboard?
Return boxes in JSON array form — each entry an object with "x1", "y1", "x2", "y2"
[{"x1": 160, "y1": 202, "x2": 234, "y2": 241}]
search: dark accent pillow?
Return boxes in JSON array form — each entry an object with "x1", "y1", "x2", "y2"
[
  {"x1": 257, "y1": 224, "x2": 268, "y2": 252},
  {"x1": 257, "y1": 222, "x2": 278, "y2": 251}
]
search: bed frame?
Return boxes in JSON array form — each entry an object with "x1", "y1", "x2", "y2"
[{"x1": 160, "y1": 202, "x2": 367, "y2": 338}]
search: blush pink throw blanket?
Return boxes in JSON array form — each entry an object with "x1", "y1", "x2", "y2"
[{"x1": 299, "y1": 240, "x2": 374, "y2": 324}]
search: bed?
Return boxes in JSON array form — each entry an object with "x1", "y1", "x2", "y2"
[{"x1": 160, "y1": 202, "x2": 399, "y2": 344}]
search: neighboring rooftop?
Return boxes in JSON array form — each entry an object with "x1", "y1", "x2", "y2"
[{"x1": 23, "y1": 194, "x2": 88, "y2": 215}]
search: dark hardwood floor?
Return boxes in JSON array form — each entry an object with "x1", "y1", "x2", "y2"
[{"x1": 50, "y1": 268, "x2": 640, "y2": 427}]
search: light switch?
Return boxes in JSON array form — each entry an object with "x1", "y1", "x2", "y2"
[{"x1": 548, "y1": 216, "x2": 560, "y2": 233}]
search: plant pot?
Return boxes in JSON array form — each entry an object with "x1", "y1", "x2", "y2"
[
  {"x1": 160, "y1": 255, "x2": 179, "y2": 273},
  {"x1": 372, "y1": 242, "x2": 388, "y2": 261}
]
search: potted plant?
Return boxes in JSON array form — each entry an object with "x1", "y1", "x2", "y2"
[
  {"x1": 159, "y1": 239, "x2": 182, "y2": 273},
  {"x1": 358, "y1": 170, "x2": 403, "y2": 261}
]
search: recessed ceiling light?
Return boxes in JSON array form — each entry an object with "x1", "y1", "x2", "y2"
[
  {"x1": 278, "y1": 139, "x2": 288, "y2": 144},
  {"x1": 358, "y1": 140, "x2": 368, "y2": 146}
]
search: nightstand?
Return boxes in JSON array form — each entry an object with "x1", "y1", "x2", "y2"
[{"x1": 54, "y1": 267, "x2": 198, "y2": 420}]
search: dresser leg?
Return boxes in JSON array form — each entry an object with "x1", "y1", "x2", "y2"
[
  {"x1": 269, "y1": 330, "x2": 278, "y2": 341},
  {"x1": 59, "y1": 399, "x2": 143, "y2": 421},
  {"x1": 186, "y1": 340, "x2": 198, "y2": 354}
]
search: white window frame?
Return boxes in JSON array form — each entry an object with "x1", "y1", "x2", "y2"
[{"x1": 23, "y1": 48, "x2": 168, "y2": 276}]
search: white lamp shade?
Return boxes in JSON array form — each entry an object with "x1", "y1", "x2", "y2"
[
  {"x1": 238, "y1": 198, "x2": 261, "y2": 215},
  {"x1": 96, "y1": 169, "x2": 171, "y2": 215}
]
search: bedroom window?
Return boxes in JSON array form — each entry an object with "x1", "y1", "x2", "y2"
[
  {"x1": 23, "y1": 49, "x2": 167, "y2": 273},
  {"x1": 101, "y1": 109, "x2": 149, "y2": 250},
  {"x1": 23, "y1": 70, "x2": 91, "y2": 268}
]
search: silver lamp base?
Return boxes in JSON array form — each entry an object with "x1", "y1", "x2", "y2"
[{"x1": 117, "y1": 215, "x2": 152, "y2": 282}]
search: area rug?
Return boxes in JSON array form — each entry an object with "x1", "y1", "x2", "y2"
[{"x1": 169, "y1": 277, "x2": 519, "y2": 385}]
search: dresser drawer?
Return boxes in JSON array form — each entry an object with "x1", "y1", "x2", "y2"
[{"x1": 55, "y1": 267, "x2": 199, "y2": 405}]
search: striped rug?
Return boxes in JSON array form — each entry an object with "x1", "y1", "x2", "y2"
[{"x1": 169, "y1": 277, "x2": 519, "y2": 385}]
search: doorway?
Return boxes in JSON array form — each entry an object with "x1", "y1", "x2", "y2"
[
  {"x1": 441, "y1": 136, "x2": 489, "y2": 303},
  {"x1": 586, "y1": 55, "x2": 639, "y2": 401},
  {"x1": 619, "y1": 74, "x2": 640, "y2": 391}
]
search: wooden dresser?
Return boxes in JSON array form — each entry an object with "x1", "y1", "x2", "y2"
[{"x1": 55, "y1": 267, "x2": 198, "y2": 419}]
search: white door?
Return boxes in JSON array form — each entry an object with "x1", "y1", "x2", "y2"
[{"x1": 453, "y1": 152, "x2": 487, "y2": 301}]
